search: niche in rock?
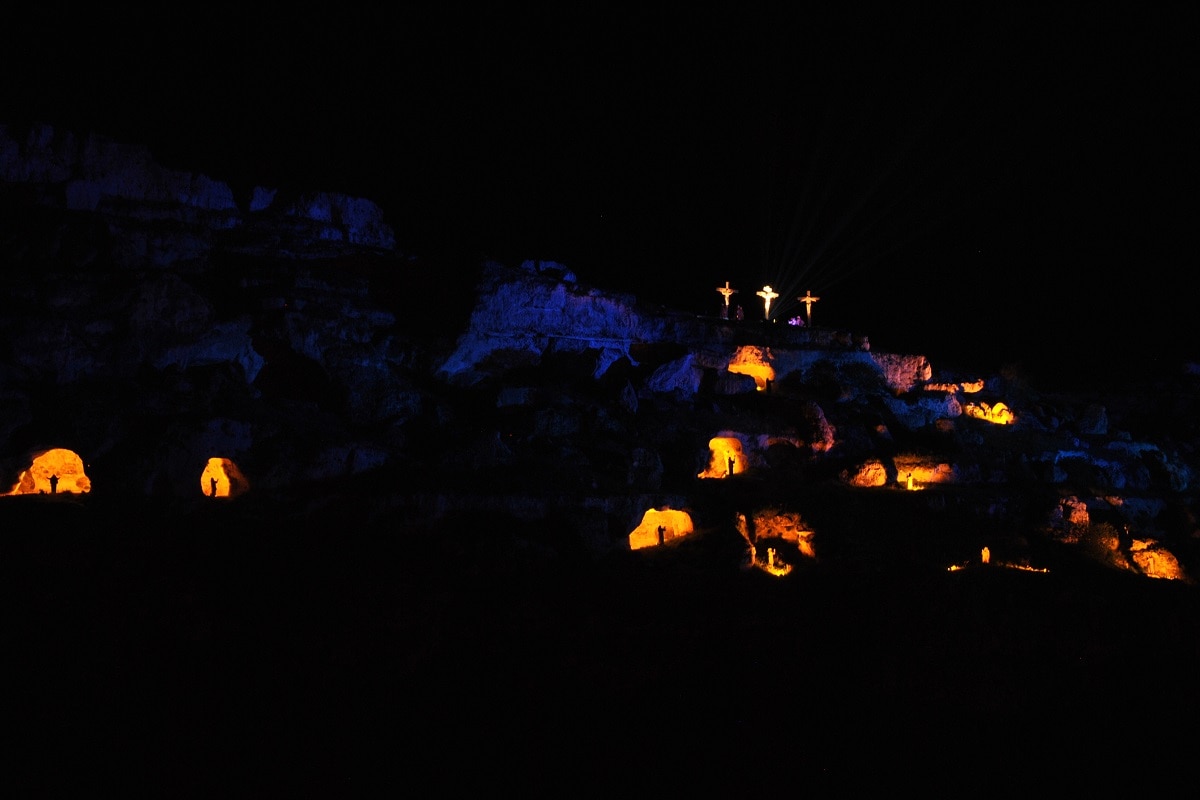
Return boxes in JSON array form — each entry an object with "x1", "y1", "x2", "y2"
[
  {"x1": 4, "y1": 448, "x2": 92, "y2": 495},
  {"x1": 200, "y1": 457, "x2": 249, "y2": 498},
  {"x1": 628, "y1": 507, "x2": 694, "y2": 550},
  {"x1": 726, "y1": 346, "x2": 775, "y2": 391},
  {"x1": 698, "y1": 436, "x2": 747, "y2": 479}
]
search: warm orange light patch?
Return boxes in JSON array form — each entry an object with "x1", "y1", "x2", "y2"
[
  {"x1": 629, "y1": 508, "x2": 694, "y2": 550},
  {"x1": 964, "y1": 401, "x2": 1015, "y2": 425},
  {"x1": 893, "y1": 457, "x2": 956, "y2": 489},
  {"x1": 3, "y1": 448, "x2": 91, "y2": 495},
  {"x1": 757, "y1": 546, "x2": 793, "y2": 577},
  {"x1": 844, "y1": 459, "x2": 888, "y2": 487},
  {"x1": 1130, "y1": 539, "x2": 1188, "y2": 581},
  {"x1": 200, "y1": 457, "x2": 250, "y2": 498},
  {"x1": 727, "y1": 346, "x2": 775, "y2": 391},
  {"x1": 698, "y1": 436, "x2": 747, "y2": 479},
  {"x1": 925, "y1": 379, "x2": 984, "y2": 394},
  {"x1": 752, "y1": 509, "x2": 816, "y2": 558}
]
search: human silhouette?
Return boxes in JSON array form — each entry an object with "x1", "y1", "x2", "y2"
[
  {"x1": 210, "y1": 477, "x2": 218, "y2": 497},
  {"x1": 727, "y1": 456, "x2": 735, "y2": 476},
  {"x1": 657, "y1": 525, "x2": 666, "y2": 545},
  {"x1": 49, "y1": 474, "x2": 58, "y2": 494}
]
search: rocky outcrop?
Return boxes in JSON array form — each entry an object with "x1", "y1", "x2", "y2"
[
  {"x1": 0, "y1": 122, "x2": 396, "y2": 267},
  {"x1": 2, "y1": 123, "x2": 1200, "y2": 581},
  {"x1": 437, "y1": 259, "x2": 931, "y2": 397},
  {"x1": 0, "y1": 123, "x2": 412, "y2": 498}
]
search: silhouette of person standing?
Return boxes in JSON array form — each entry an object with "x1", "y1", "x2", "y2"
[
  {"x1": 210, "y1": 477, "x2": 218, "y2": 497},
  {"x1": 49, "y1": 474, "x2": 59, "y2": 494},
  {"x1": 657, "y1": 525, "x2": 666, "y2": 545}
]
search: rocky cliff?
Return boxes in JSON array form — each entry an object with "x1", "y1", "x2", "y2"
[
  {"x1": 2, "y1": 122, "x2": 1199, "y2": 580},
  {"x1": 8, "y1": 124, "x2": 1200, "y2": 777}
]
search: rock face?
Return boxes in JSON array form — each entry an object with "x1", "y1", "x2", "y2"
[
  {"x1": 2, "y1": 123, "x2": 1200, "y2": 583},
  {"x1": 0, "y1": 122, "x2": 396, "y2": 261},
  {"x1": 0, "y1": 122, "x2": 412, "y2": 499}
]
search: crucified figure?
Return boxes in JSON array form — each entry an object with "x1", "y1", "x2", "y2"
[
  {"x1": 756, "y1": 285, "x2": 779, "y2": 319},
  {"x1": 716, "y1": 281, "x2": 738, "y2": 318},
  {"x1": 798, "y1": 290, "x2": 820, "y2": 327}
]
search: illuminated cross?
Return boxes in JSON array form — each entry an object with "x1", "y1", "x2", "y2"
[
  {"x1": 756, "y1": 285, "x2": 779, "y2": 319},
  {"x1": 798, "y1": 290, "x2": 821, "y2": 327},
  {"x1": 716, "y1": 281, "x2": 737, "y2": 308}
]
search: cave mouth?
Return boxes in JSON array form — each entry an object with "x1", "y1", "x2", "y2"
[
  {"x1": 3, "y1": 448, "x2": 92, "y2": 495},
  {"x1": 200, "y1": 457, "x2": 250, "y2": 498},
  {"x1": 698, "y1": 436, "x2": 746, "y2": 479},
  {"x1": 628, "y1": 507, "x2": 694, "y2": 550},
  {"x1": 727, "y1": 346, "x2": 775, "y2": 391}
]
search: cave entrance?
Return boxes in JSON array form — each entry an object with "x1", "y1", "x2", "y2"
[
  {"x1": 200, "y1": 457, "x2": 249, "y2": 498},
  {"x1": 628, "y1": 507, "x2": 694, "y2": 550},
  {"x1": 727, "y1": 346, "x2": 775, "y2": 391},
  {"x1": 698, "y1": 436, "x2": 746, "y2": 479},
  {"x1": 3, "y1": 448, "x2": 92, "y2": 495}
]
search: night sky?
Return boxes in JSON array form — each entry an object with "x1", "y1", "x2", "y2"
[{"x1": 4, "y1": 8, "x2": 1196, "y2": 384}]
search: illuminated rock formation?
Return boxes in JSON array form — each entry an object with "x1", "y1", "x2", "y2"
[
  {"x1": 759, "y1": 546, "x2": 793, "y2": 576},
  {"x1": 437, "y1": 260, "x2": 645, "y2": 388},
  {"x1": 880, "y1": 392, "x2": 963, "y2": 429},
  {"x1": 437, "y1": 261, "x2": 931, "y2": 396},
  {"x1": 842, "y1": 459, "x2": 889, "y2": 487},
  {"x1": 892, "y1": 456, "x2": 961, "y2": 487},
  {"x1": 964, "y1": 401, "x2": 1015, "y2": 425},
  {"x1": 843, "y1": 454, "x2": 972, "y2": 489},
  {"x1": 4, "y1": 448, "x2": 91, "y2": 495},
  {"x1": 1050, "y1": 495, "x2": 1092, "y2": 543},
  {"x1": 199, "y1": 457, "x2": 250, "y2": 498},
  {"x1": 628, "y1": 507, "x2": 694, "y2": 550},
  {"x1": 1129, "y1": 539, "x2": 1188, "y2": 581},
  {"x1": 727, "y1": 346, "x2": 775, "y2": 391},
  {"x1": 2, "y1": 121, "x2": 1200, "y2": 580},
  {"x1": 925, "y1": 379, "x2": 984, "y2": 394},
  {"x1": 699, "y1": 436, "x2": 748, "y2": 479},
  {"x1": 751, "y1": 508, "x2": 816, "y2": 559}
]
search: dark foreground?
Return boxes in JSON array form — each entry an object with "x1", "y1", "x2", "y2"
[{"x1": 5, "y1": 491, "x2": 1200, "y2": 790}]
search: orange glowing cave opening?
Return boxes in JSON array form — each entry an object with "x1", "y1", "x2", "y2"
[
  {"x1": 629, "y1": 508, "x2": 694, "y2": 550},
  {"x1": 740, "y1": 508, "x2": 815, "y2": 577},
  {"x1": 699, "y1": 436, "x2": 747, "y2": 479},
  {"x1": 3, "y1": 448, "x2": 92, "y2": 496},
  {"x1": 892, "y1": 457, "x2": 958, "y2": 490},
  {"x1": 727, "y1": 346, "x2": 775, "y2": 391},
  {"x1": 964, "y1": 401, "x2": 1015, "y2": 425},
  {"x1": 200, "y1": 457, "x2": 249, "y2": 498}
]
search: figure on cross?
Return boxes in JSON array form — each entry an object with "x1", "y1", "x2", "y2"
[
  {"x1": 756, "y1": 285, "x2": 779, "y2": 320},
  {"x1": 798, "y1": 290, "x2": 820, "y2": 327},
  {"x1": 716, "y1": 281, "x2": 737, "y2": 319}
]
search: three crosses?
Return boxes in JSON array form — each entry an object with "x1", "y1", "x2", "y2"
[{"x1": 718, "y1": 282, "x2": 820, "y2": 325}]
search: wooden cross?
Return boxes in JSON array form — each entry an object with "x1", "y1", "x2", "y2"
[
  {"x1": 716, "y1": 281, "x2": 737, "y2": 307},
  {"x1": 798, "y1": 290, "x2": 820, "y2": 327},
  {"x1": 756, "y1": 285, "x2": 779, "y2": 319}
]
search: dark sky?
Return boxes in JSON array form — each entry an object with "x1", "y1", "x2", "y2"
[{"x1": 3, "y1": 8, "x2": 1196, "y2": 383}]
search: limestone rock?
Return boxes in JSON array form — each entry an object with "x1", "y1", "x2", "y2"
[{"x1": 2, "y1": 121, "x2": 1200, "y2": 577}]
